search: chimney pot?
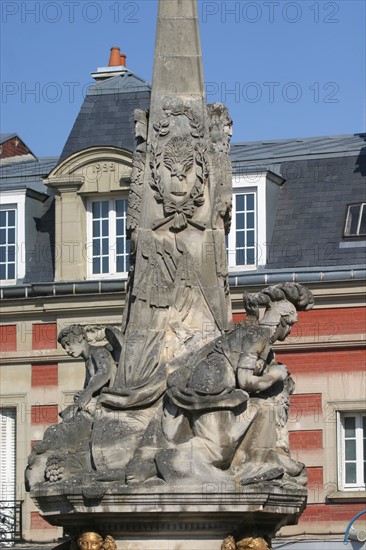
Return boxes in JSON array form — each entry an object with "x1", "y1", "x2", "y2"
[
  {"x1": 108, "y1": 46, "x2": 121, "y2": 67},
  {"x1": 120, "y1": 54, "x2": 126, "y2": 67}
]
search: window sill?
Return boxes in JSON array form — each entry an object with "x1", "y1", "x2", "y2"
[
  {"x1": 326, "y1": 490, "x2": 366, "y2": 503},
  {"x1": 339, "y1": 240, "x2": 366, "y2": 249}
]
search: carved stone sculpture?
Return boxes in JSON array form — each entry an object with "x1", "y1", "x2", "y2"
[{"x1": 27, "y1": 0, "x2": 311, "y2": 546}]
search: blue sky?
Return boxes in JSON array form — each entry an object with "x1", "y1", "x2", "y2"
[{"x1": 1, "y1": 0, "x2": 365, "y2": 157}]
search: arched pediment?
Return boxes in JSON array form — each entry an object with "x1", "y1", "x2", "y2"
[{"x1": 45, "y1": 146, "x2": 133, "y2": 194}]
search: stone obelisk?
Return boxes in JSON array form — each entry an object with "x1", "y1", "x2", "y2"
[{"x1": 103, "y1": 0, "x2": 234, "y2": 407}]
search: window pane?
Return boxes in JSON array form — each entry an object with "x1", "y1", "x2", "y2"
[
  {"x1": 345, "y1": 440, "x2": 356, "y2": 460},
  {"x1": 0, "y1": 247, "x2": 6, "y2": 262},
  {"x1": 236, "y1": 213, "x2": 245, "y2": 230},
  {"x1": 93, "y1": 241, "x2": 101, "y2": 256},
  {"x1": 345, "y1": 417, "x2": 356, "y2": 437},
  {"x1": 246, "y1": 193, "x2": 255, "y2": 211},
  {"x1": 247, "y1": 248, "x2": 255, "y2": 265},
  {"x1": 116, "y1": 199, "x2": 127, "y2": 217},
  {"x1": 102, "y1": 256, "x2": 109, "y2": 274},
  {"x1": 101, "y1": 201, "x2": 109, "y2": 218},
  {"x1": 0, "y1": 211, "x2": 6, "y2": 227},
  {"x1": 236, "y1": 195, "x2": 245, "y2": 212},
  {"x1": 93, "y1": 220, "x2": 100, "y2": 238},
  {"x1": 116, "y1": 219, "x2": 125, "y2": 236},
  {"x1": 102, "y1": 220, "x2": 109, "y2": 236},
  {"x1": 0, "y1": 264, "x2": 5, "y2": 279},
  {"x1": 102, "y1": 238, "x2": 109, "y2": 255},
  {"x1": 116, "y1": 256, "x2": 123, "y2": 273},
  {"x1": 360, "y1": 205, "x2": 366, "y2": 235},
  {"x1": 93, "y1": 257, "x2": 100, "y2": 274},
  {"x1": 8, "y1": 228, "x2": 15, "y2": 244},
  {"x1": 0, "y1": 229, "x2": 6, "y2": 244},
  {"x1": 7, "y1": 210, "x2": 15, "y2": 226},
  {"x1": 345, "y1": 462, "x2": 356, "y2": 484},
  {"x1": 247, "y1": 213, "x2": 255, "y2": 229},
  {"x1": 116, "y1": 238, "x2": 124, "y2": 255},
  {"x1": 7, "y1": 246, "x2": 15, "y2": 262},
  {"x1": 92, "y1": 202, "x2": 101, "y2": 217},
  {"x1": 247, "y1": 230, "x2": 255, "y2": 247},
  {"x1": 236, "y1": 232, "x2": 245, "y2": 248},
  {"x1": 7, "y1": 264, "x2": 15, "y2": 279},
  {"x1": 236, "y1": 249, "x2": 245, "y2": 265}
]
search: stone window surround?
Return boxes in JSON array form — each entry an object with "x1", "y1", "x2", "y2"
[
  {"x1": 0, "y1": 192, "x2": 26, "y2": 286},
  {"x1": 323, "y1": 399, "x2": 366, "y2": 502}
]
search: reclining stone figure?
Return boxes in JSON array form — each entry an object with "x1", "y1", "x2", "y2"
[{"x1": 125, "y1": 283, "x2": 313, "y2": 486}]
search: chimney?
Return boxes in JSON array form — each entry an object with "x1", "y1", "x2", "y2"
[
  {"x1": 109, "y1": 46, "x2": 122, "y2": 67},
  {"x1": 92, "y1": 47, "x2": 128, "y2": 81}
]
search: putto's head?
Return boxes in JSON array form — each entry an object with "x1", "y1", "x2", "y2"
[
  {"x1": 57, "y1": 324, "x2": 88, "y2": 358},
  {"x1": 76, "y1": 532, "x2": 103, "y2": 550}
]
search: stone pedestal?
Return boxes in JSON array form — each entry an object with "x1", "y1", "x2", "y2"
[{"x1": 32, "y1": 483, "x2": 306, "y2": 549}]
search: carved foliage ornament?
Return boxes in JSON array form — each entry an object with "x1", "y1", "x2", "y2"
[{"x1": 149, "y1": 103, "x2": 208, "y2": 232}]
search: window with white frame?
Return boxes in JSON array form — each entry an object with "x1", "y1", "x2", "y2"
[
  {"x1": 227, "y1": 190, "x2": 257, "y2": 268},
  {"x1": 0, "y1": 206, "x2": 17, "y2": 281},
  {"x1": 344, "y1": 203, "x2": 366, "y2": 237},
  {"x1": 0, "y1": 407, "x2": 16, "y2": 501},
  {"x1": 87, "y1": 198, "x2": 130, "y2": 278},
  {"x1": 338, "y1": 412, "x2": 366, "y2": 490}
]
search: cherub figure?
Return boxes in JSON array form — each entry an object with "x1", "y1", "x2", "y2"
[
  {"x1": 58, "y1": 325, "x2": 117, "y2": 411},
  {"x1": 76, "y1": 532, "x2": 116, "y2": 550}
]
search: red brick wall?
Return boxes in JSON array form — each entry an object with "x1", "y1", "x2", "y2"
[
  {"x1": 296, "y1": 307, "x2": 366, "y2": 336},
  {"x1": 0, "y1": 137, "x2": 31, "y2": 159},
  {"x1": 289, "y1": 430, "x2": 323, "y2": 451},
  {"x1": 32, "y1": 323, "x2": 57, "y2": 350},
  {"x1": 277, "y1": 349, "x2": 366, "y2": 374},
  {"x1": 290, "y1": 394, "x2": 322, "y2": 420},
  {"x1": 300, "y1": 502, "x2": 366, "y2": 522},
  {"x1": 31, "y1": 405, "x2": 58, "y2": 425},
  {"x1": 307, "y1": 466, "x2": 323, "y2": 487},
  {"x1": 0, "y1": 325, "x2": 17, "y2": 351},
  {"x1": 233, "y1": 307, "x2": 365, "y2": 336},
  {"x1": 30, "y1": 512, "x2": 54, "y2": 530},
  {"x1": 31, "y1": 364, "x2": 58, "y2": 387}
]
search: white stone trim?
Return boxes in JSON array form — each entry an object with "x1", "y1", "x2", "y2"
[{"x1": 0, "y1": 191, "x2": 26, "y2": 285}]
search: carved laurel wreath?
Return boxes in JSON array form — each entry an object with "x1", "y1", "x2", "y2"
[{"x1": 149, "y1": 106, "x2": 208, "y2": 232}]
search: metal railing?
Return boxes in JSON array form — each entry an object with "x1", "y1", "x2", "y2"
[{"x1": 0, "y1": 501, "x2": 22, "y2": 545}]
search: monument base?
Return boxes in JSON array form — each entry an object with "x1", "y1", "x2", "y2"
[{"x1": 32, "y1": 482, "x2": 306, "y2": 549}]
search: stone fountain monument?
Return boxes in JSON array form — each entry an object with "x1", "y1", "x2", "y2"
[{"x1": 26, "y1": 1, "x2": 314, "y2": 548}]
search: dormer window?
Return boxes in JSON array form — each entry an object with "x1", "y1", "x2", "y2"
[
  {"x1": 87, "y1": 197, "x2": 130, "y2": 278},
  {"x1": 0, "y1": 193, "x2": 26, "y2": 286},
  {"x1": 344, "y1": 203, "x2": 366, "y2": 237},
  {"x1": 0, "y1": 206, "x2": 16, "y2": 281},
  {"x1": 227, "y1": 170, "x2": 284, "y2": 271}
]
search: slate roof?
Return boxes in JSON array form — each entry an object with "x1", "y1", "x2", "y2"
[
  {"x1": 60, "y1": 72, "x2": 151, "y2": 161},
  {"x1": 230, "y1": 133, "x2": 366, "y2": 165},
  {"x1": 0, "y1": 156, "x2": 58, "y2": 195},
  {"x1": 23, "y1": 196, "x2": 55, "y2": 284},
  {"x1": 230, "y1": 134, "x2": 366, "y2": 271},
  {"x1": 0, "y1": 132, "x2": 17, "y2": 144}
]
